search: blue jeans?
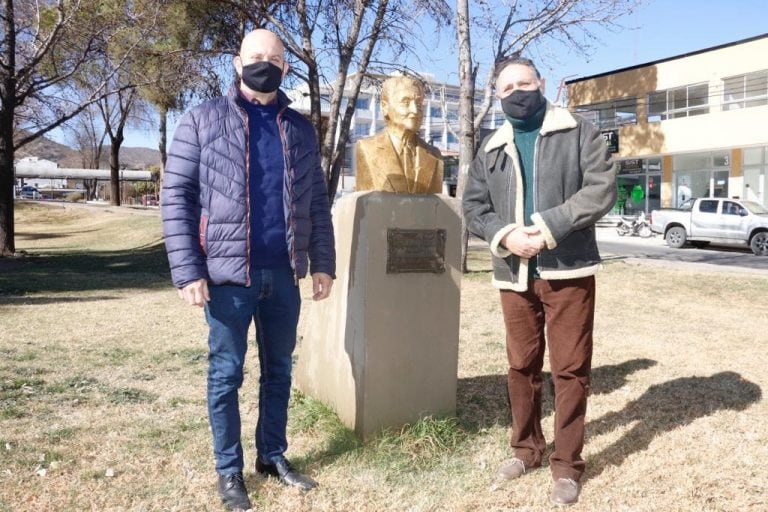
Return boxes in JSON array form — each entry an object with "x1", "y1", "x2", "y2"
[{"x1": 204, "y1": 266, "x2": 300, "y2": 475}]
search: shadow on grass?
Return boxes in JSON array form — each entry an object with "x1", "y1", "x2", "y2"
[
  {"x1": 0, "y1": 295, "x2": 121, "y2": 306},
  {"x1": 0, "y1": 243, "x2": 170, "y2": 296},
  {"x1": 457, "y1": 358, "x2": 658, "y2": 431},
  {"x1": 585, "y1": 371, "x2": 761, "y2": 481},
  {"x1": 15, "y1": 229, "x2": 98, "y2": 241}
]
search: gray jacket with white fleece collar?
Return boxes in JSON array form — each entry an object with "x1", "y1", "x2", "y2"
[{"x1": 462, "y1": 102, "x2": 616, "y2": 291}]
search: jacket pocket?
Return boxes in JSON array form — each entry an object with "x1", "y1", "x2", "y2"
[{"x1": 199, "y1": 214, "x2": 209, "y2": 255}]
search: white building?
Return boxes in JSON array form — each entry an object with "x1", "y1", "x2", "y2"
[
  {"x1": 14, "y1": 157, "x2": 67, "y2": 191},
  {"x1": 566, "y1": 33, "x2": 768, "y2": 212},
  {"x1": 287, "y1": 72, "x2": 505, "y2": 193}
]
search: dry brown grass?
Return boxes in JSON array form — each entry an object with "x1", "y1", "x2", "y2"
[{"x1": 1, "y1": 202, "x2": 767, "y2": 511}]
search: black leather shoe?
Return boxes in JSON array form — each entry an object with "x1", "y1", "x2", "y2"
[
  {"x1": 217, "y1": 472, "x2": 252, "y2": 511},
  {"x1": 256, "y1": 458, "x2": 318, "y2": 491}
]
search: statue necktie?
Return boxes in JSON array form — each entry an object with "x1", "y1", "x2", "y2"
[{"x1": 400, "y1": 140, "x2": 416, "y2": 193}]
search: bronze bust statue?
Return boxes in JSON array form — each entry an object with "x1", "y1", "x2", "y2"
[{"x1": 355, "y1": 76, "x2": 444, "y2": 194}]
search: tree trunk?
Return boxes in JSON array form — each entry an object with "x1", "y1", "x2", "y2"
[
  {"x1": 158, "y1": 104, "x2": 168, "y2": 195},
  {"x1": 456, "y1": 0, "x2": 474, "y2": 273},
  {"x1": 0, "y1": 141, "x2": 15, "y2": 257},
  {"x1": 109, "y1": 131, "x2": 124, "y2": 206},
  {"x1": 0, "y1": 0, "x2": 17, "y2": 256},
  {"x1": 324, "y1": 0, "x2": 390, "y2": 203},
  {"x1": 83, "y1": 178, "x2": 98, "y2": 200}
]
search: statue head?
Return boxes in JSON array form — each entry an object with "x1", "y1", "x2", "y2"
[{"x1": 380, "y1": 76, "x2": 425, "y2": 137}]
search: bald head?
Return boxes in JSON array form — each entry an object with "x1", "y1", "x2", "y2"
[
  {"x1": 239, "y1": 29, "x2": 285, "y2": 59},
  {"x1": 234, "y1": 29, "x2": 289, "y2": 101}
]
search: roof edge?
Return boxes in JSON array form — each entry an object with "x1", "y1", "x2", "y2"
[{"x1": 565, "y1": 33, "x2": 768, "y2": 85}]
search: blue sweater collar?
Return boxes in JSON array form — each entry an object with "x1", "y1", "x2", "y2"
[{"x1": 227, "y1": 82, "x2": 292, "y2": 109}]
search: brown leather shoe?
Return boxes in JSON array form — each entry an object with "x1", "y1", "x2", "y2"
[
  {"x1": 489, "y1": 458, "x2": 527, "y2": 491},
  {"x1": 550, "y1": 478, "x2": 579, "y2": 506}
]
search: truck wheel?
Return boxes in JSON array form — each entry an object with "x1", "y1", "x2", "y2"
[
  {"x1": 666, "y1": 227, "x2": 687, "y2": 248},
  {"x1": 750, "y1": 232, "x2": 768, "y2": 256},
  {"x1": 639, "y1": 225, "x2": 652, "y2": 238}
]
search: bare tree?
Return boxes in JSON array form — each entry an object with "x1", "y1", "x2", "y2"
[
  {"x1": 98, "y1": 85, "x2": 140, "y2": 206},
  {"x1": 66, "y1": 103, "x2": 106, "y2": 200},
  {"x1": 213, "y1": 0, "x2": 451, "y2": 202},
  {"x1": 0, "y1": 0, "x2": 148, "y2": 255}
]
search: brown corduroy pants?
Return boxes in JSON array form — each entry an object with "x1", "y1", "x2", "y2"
[{"x1": 499, "y1": 276, "x2": 595, "y2": 481}]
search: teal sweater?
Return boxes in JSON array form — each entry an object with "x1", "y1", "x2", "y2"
[{"x1": 508, "y1": 104, "x2": 546, "y2": 279}]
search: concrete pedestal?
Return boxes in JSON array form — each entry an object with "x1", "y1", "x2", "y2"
[{"x1": 295, "y1": 191, "x2": 462, "y2": 439}]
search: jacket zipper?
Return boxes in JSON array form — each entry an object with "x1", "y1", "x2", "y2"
[
  {"x1": 236, "y1": 102, "x2": 252, "y2": 287},
  {"x1": 533, "y1": 134, "x2": 541, "y2": 276},
  {"x1": 276, "y1": 107, "x2": 298, "y2": 285}
]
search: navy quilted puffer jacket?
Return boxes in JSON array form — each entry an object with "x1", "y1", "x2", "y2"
[{"x1": 161, "y1": 85, "x2": 335, "y2": 288}]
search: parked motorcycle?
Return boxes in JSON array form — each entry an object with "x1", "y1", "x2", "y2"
[{"x1": 616, "y1": 211, "x2": 653, "y2": 238}]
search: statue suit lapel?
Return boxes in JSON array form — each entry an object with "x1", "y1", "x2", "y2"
[
  {"x1": 376, "y1": 131, "x2": 408, "y2": 193},
  {"x1": 414, "y1": 142, "x2": 438, "y2": 193}
]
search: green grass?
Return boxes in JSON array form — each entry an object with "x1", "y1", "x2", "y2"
[{"x1": 2, "y1": 202, "x2": 767, "y2": 512}]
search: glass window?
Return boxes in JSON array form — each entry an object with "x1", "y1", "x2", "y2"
[
  {"x1": 674, "y1": 153, "x2": 709, "y2": 171},
  {"x1": 354, "y1": 122, "x2": 370, "y2": 137},
  {"x1": 670, "y1": 87, "x2": 688, "y2": 118},
  {"x1": 615, "y1": 98, "x2": 638, "y2": 125},
  {"x1": 576, "y1": 108, "x2": 599, "y2": 126},
  {"x1": 723, "y1": 70, "x2": 768, "y2": 111},
  {"x1": 447, "y1": 132, "x2": 458, "y2": 143},
  {"x1": 574, "y1": 98, "x2": 637, "y2": 128},
  {"x1": 712, "y1": 170, "x2": 729, "y2": 197},
  {"x1": 355, "y1": 96, "x2": 370, "y2": 110},
  {"x1": 647, "y1": 83, "x2": 709, "y2": 121},
  {"x1": 429, "y1": 105, "x2": 442, "y2": 118},
  {"x1": 645, "y1": 158, "x2": 662, "y2": 173},
  {"x1": 443, "y1": 90, "x2": 460, "y2": 102},
  {"x1": 429, "y1": 131, "x2": 442, "y2": 144},
  {"x1": 713, "y1": 152, "x2": 730, "y2": 167},
  {"x1": 743, "y1": 147, "x2": 765, "y2": 165},
  {"x1": 742, "y1": 146, "x2": 767, "y2": 207},
  {"x1": 699, "y1": 200, "x2": 718, "y2": 213},
  {"x1": 746, "y1": 70, "x2": 768, "y2": 107},
  {"x1": 723, "y1": 76, "x2": 744, "y2": 110},
  {"x1": 723, "y1": 201, "x2": 743, "y2": 216},
  {"x1": 687, "y1": 83, "x2": 709, "y2": 116},
  {"x1": 647, "y1": 92, "x2": 666, "y2": 122}
]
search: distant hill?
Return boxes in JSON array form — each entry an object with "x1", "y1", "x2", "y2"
[
  {"x1": 16, "y1": 134, "x2": 74, "y2": 164},
  {"x1": 16, "y1": 133, "x2": 161, "y2": 169}
]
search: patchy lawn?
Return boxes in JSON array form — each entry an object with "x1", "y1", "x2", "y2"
[{"x1": 1, "y1": 202, "x2": 766, "y2": 511}]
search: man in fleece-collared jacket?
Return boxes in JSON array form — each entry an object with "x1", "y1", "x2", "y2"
[
  {"x1": 463, "y1": 56, "x2": 615, "y2": 507},
  {"x1": 162, "y1": 29, "x2": 334, "y2": 512}
]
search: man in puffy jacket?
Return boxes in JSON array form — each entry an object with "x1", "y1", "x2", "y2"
[
  {"x1": 463, "y1": 56, "x2": 615, "y2": 506},
  {"x1": 161, "y1": 28, "x2": 335, "y2": 512}
]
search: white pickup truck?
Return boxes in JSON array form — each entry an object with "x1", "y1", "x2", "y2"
[{"x1": 650, "y1": 198, "x2": 768, "y2": 255}]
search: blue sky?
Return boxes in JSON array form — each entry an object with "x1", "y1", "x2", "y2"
[{"x1": 121, "y1": 0, "x2": 768, "y2": 148}]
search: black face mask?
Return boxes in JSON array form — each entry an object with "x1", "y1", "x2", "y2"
[
  {"x1": 240, "y1": 61, "x2": 283, "y2": 93},
  {"x1": 500, "y1": 89, "x2": 546, "y2": 119}
]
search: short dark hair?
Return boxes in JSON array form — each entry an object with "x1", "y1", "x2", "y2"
[{"x1": 493, "y1": 55, "x2": 541, "y2": 81}]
